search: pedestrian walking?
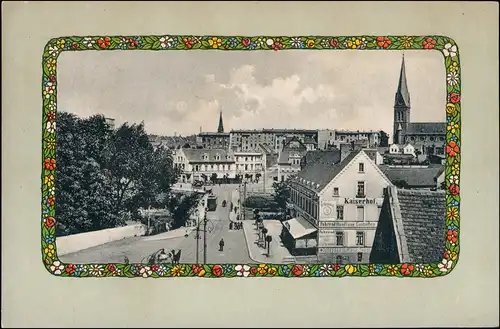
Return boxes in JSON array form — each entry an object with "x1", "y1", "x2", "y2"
[
  {"x1": 219, "y1": 238, "x2": 225, "y2": 252},
  {"x1": 229, "y1": 222, "x2": 233, "y2": 230}
]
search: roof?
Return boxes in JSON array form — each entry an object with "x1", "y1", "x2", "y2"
[
  {"x1": 303, "y1": 137, "x2": 317, "y2": 144},
  {"x1": 230, "y1": 128, "x2": 318, "y2": 134},
  {"x1": 406, "y1": 122, "x2": 447, "y2": 135},
  {"x1": 395, "y1": 55, "x2": 411, "y2": 108},
  {"x1": 182, "y1": 148, "x2": 234, "y2": 163},
  {"x1": 282, "y1": 216, "x2": 317, "y2": 239},
  {"x1": 397, "y1": 188, "x2": 446, "y2": 263},
  {"x1": 378, "y1": 164, "x2": 444, "y2": 188},
  {"x1": 278, "y1": 149, "x2": 307, "y2": 164},
  {"x1": 301, "y1": 149, "x2": 341, "y2": 170},
  {"x1": 198, "y1": 132, "x2": 230, "y2": 137},
  {"x1": 377, "y1": 147, "x2": 389, "y2": 154},
  {"x1": 295, "y1": 150, "x2": 362, "y2": 192}
]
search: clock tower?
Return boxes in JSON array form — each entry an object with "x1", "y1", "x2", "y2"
[{"x1": 393, "y1": 54, "x2": 411, "y2": 144}]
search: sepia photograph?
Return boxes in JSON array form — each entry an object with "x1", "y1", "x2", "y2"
[{"x1": 53, "y1": 45, "x2": 450, "y2": 270}]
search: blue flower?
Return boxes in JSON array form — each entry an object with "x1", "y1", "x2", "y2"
[
  {"x1": 131, "y1": 265, "x2": 139, "y2": 275},
  {"x1": 247, "y1": 42, "x2": 257, "y2": 50},
  {"x1": 290, "y1": 37, "x2": 305, "y2": 49},
  {"x1": 448, "y1": 224, "x2": 457, "y2": 231},
  {"x1": 223, "y1": 264, "x2": 232, "y2": 274},
  {"x1": 450, "y1": 199, "x2": 459, "y2": 207},
  {"x1": 374, "y1": 264, "x2": 383, "y2": 273},
  {"x1": 314, "y1": 269, "x2": 321, "y2": 277},
  {"x1": 45, "y1": 235, "x2": 55, "y2": 244},
  {"x1": 282, "y1": 266, "x2": 291, "y2": 276}
]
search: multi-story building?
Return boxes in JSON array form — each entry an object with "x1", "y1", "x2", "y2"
[
  {"x1": 392, "y1": 55, "x2": 446, "y2": 156},
  {"x1": 229, "y1": 128, "x2": 318, "y2": 153},
  {"x1": 284, "y1": 149, "x2": 394, "y2": 263},
  {"x1": 330, "y1": 130, "x2": 381, "y2": 149},
  {"x1": 277, "y1": 137, "x2": 308, "y2": 182},
  {"x1": 196, "y1": 132, "x2": 231, "y2": 149},
  {"x1": 234, "y1": 150, "x2": 266, "y2": 182},
  {"x1": 317, "y1": 129, "x2": 336, "y2": 150},
  {"x1": 174, "y1": 148, "x2": 237, "y2": 183}
]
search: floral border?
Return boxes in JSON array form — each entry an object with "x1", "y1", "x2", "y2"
[{"x1": 41, "y1": 35, "x2": 461, "y2": 278}]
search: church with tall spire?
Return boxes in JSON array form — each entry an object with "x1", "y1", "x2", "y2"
[
  {"x1": 217, "y1": 111, "x2": 224, "y2": 133},
  {"x1": 391, "y1": 54, "x2": 447, "y2": 157}
]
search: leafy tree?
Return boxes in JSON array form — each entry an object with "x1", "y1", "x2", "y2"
[
  {"x1": 272, "y1": 181, "x2": 291, "y2": 211},
  {"x1": 167, "y1": 192, "x2": 200, "y2": 229}
]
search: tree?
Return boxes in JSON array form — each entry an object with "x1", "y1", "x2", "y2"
[
  {"x1": 210, "y1": 173, "x2": 218, "y2": 184},
  {"x1": 168, "y1": 192, "x2": 200, "y2": 229},
  {"x1": 272, "y1": 181, "x2": 291, "y2": 211}
]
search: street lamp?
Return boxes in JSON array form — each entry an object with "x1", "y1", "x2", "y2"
[{"x1": 266, "y1": 235, "x2": 273, "y2": 256}]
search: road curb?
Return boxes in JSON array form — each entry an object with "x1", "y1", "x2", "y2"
[{"x1": 242, "y1": 222, "x2": 267, "y2": 264}]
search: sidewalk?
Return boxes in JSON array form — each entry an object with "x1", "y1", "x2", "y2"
[
  {"x1": 242, "y1": 220, "x2": 295, "y2": 264},
  {"x1": 141, "y1": 226, "x2": 195, "y2": 242}
]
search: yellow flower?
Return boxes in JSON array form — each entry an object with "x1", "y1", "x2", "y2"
[
  {"x1": 46, "y1": 139, "x2": 56, "y2": 150},
  {"x1": 451, "y1": 163, "x2": 460, "y2": 175},
  {"x1": 447, "y1": 207, "x2": 458, "y2": 221},
  {"x1": 423, "y1": 265, "x2": 433, "y2": 276},
  {"x1": 208, "y1": 37, "x2": 222, "y2": 49},
  {"x1": 307, "y1": 39, "x2": 315, "y2": 48},
  {"x1": 449, "y1": 62, "x2": 459, "y2": 73},
  {"x1": 44, "y1": 175, "x2": 55, "y2": 187},
  {"x1": 56, "y1": 39, "x2": 66, "y2": 49},
  {"x1": 257, "y1": 264, "x2": 268, "y2": 275},
  {"x1": 400, "y1": 36, "x2": 413, "y2": 48},
  {"x1": 447, "y1": 121, "x2": 459, "y2": 134},
  {"x1": 171, "y1": 265, "x2": 184, "y2": 276},
  {"x1": 387, "y1": 265, "x2": 398, "y2": 275},
  {"x1": 198, "y1": 269, "x2": 206, "y2": 277},
  {"x1": 44, "y1": 244, "x2": 55, "y2": 258},
  {"x1": 344, "y1": 264, "x2": 357, "y2": 274},
  {"x1": 267, "y1": 267, "x2": 277, "y2": 276},
  {"x1": 449, "y1": 251, "x2": 458, "y2": 261},
  {"x1": 46, "y1": 58, "x2": 57, "y2": 72},
  {"x1": 446, "y1": 103, "x2": 456, "y2": 115}
]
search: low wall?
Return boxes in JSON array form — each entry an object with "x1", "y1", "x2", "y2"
[{"x1": 56, "y1": 224, "x2": 147, "y2": 256}]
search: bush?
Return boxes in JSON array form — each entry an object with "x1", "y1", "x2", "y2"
[{"x1": 243, "y1": 195, "x2": 279, "y2": 210}]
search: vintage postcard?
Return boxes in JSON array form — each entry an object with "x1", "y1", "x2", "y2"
[{"x1": 42, "y1": 35, "x2": 461, "y2": 278}]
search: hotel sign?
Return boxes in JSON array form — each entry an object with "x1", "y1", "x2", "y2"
[
  {"x1": 318, "y1": 247, "x2": 372, "y2": 254},
  {"x1": 344, "y1": 198, "x2": 376, "y2": 205},
  {"x1": 318, "y1": 221, "x2": 378, "y2": 228}
]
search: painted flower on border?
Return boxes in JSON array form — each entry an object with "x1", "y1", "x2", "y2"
[
  {"x1": 44, "y1": 244, "x2": 55, "y2": 258},
  {"x1": 400, "y1": 263, "x2": 414, "y2": 276},
  {"x1": 447, "y1": 121, "x2": 459, "y2": 134},
  {"x1": 44, "y1": 158, "x2": 56, "y2": 171},
  {"x1": 89, "y1": 265, "x2": 104, "y2": 277},
  {"x1": 208, "y1": 37, "x2": 222, "y2": 49},
  {"x1": 44, "y1": 216, "x2": 55, "y2": 228},
  {"x1": 46, "y1": 121, "x2": 56, "y2": 133},
  {"x1": 65, "y1": 264, "x2": 77, "y2": 275},
  {"x1": 212, "y1": 265, "x2": 223, "y2": 277},
  {"x1": 422, "y1": 37, "x2": 436, "y2": 49},
  {"x1": 415, "y1": 264, "x2": 424, "y2": 273},
  {"x1": 48, "y1": 46, "x2": 59, "y2": 57},
  {"x1": 83, "y1": 37, "x2": 96, "y2": 48},
  {"x1": 170, "y1": 265, "x2": 184, "y2": 277},
  {"x1": 155, "y1": 264, "x2": 168, "y2": 276},
  {"x1": 224, "y1": 37, "x2": 239, "y2": 49},
  {"x1": 423, "y1": 265, "x2": 433, "y2": 277},
  {"x1": 438, "y1": 259, "x2": 453, "y2": 272},
  {"x1": 289, "y1": 37, "x2": 304, "y2": 48},
  {"x1": 447, "y1": 207, "x2": 459, "y2": 221},
  {"x1": 447, "y1": 229, "x2": 458, "y2": 245},
  {"x1": 376, "y1": 36, "x2": 391, "y2": 49},
  {"x1": 45, "y1": 235, "x2": 55, "y2": 244},
  {"x1": 451, "y1": 162, "x2": 460, "y2": 175},
  {"x1": 400, "y1": 36, "x2": 413, "y2": 48},
  {"x1": 257, "y1": 264, "x2": 268, "y2": 275},
  {"x1": 97, "y1": 37, "x2": 111, "y2": 49},
  {"x1": 443, "y1": 43, "x2": 457, "y2": 57},
  {"x1": 47, "y1": 195, "x2": 56, "y2": 206},
  {"x1": 267, "y1": 267, "x2": 278, "y2": 276},
  {"x1": 345, "y1": 264, "x2": 357, "y2": 275},
  {"x1": 306, "y1": 39, "x2": 315, "y2": 48},
  {"x1": 449, "y1": 61, "x2": 459, "y2": 73},
  {"x1": 291, "y1": 264, "x2": 303, "y2": 277},
  {"x1": 449, "y1": 92, "x2": 461, "y2": 104},
  {"x1": 449, "y1": 183, "x2": 460, "y2": 196},
  {"x1": 446, "y1": 103, "x2": 456, "y2": 115},
  {"x1": 319, "y1": 264, "x2": 332, "y2": 276},
  {"x1": 448, "y1": 174, "x2": 459, "y2": 185},
  {"x1": 43, "y1": 82, "x2": 56, "y2": 99},
  {"x1": 46, "y1": 58, "x2": 57, "y2": 72},
  {"x1": 444, "y1": 251, "x2": 458, "y2": 261},
  {"x1": 447, "y1": 71, "x2": 459, "y2": 86},
  {"x1": 235, "y1": 264, "x2": 250, "y2": 277},
  {"x1": 50, "y1": 261, "x2": 64, "y2": 275},
  {"x1": 159, "y1": 36, "x2": 176, "y2": 49},
  {"x1": 44, "y1": 174, "x2": 55, "y2": 187},
  {"x1": 387, "y1": 265, "x2": 398, "y2": 275},
  {"x1": 345, "y1": 37, "x2": 367, "y2": 49},
  {"x1": 446, "y1": 141, "x2": 460, "y2": 157}
]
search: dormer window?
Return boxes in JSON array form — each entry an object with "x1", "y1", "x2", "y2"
[
  {"x1": 358, "y1": 163, "x2": 365, "y2": 173},
  {"x1": 215, "y1": 153, "x2": 220, "y2": 161}
]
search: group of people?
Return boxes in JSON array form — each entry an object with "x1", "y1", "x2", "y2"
[{"x1": 229, "y1": 221, "x2": 242, "y2": 230}]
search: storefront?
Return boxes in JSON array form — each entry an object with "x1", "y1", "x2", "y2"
[{"x1": 280, "y1": 216, "x2": 318, "y2": 256}]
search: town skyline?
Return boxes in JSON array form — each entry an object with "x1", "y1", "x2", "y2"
[{"x1": 57, "y1": 49, "x2": 446, "y2": 137}]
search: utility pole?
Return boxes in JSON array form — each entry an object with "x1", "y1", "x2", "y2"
[
  {"x1": 203, "y1": 208, "x2": 208, "y2": 264},
  {"x1": 243, "y1": 182, "x2": 247, "y2": 221},
  {"x1": 195, "y1": 220, "x2": 200, "y2": 264}
]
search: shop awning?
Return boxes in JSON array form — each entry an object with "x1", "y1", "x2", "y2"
[{"x1": 282, "y1": 216, "x2": 317, "y2": 239}]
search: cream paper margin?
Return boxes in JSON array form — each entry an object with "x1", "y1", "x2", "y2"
[{"x1": 2, "y1": 1, "x2": 499, "y2": 327}]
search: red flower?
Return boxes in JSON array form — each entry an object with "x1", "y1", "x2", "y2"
[
  {"x1": 44, "y1": 158, "x2": 56, "y2": 171},
  {"x1": 212, "y1": 265, "x2": 223, "y2": 277},
  {"x1": 65, "y1": 264, "x2": 77, "y2": 275},
  {"x1": 241, "y1": 38, "x2": 251, "y2": 48},
  {"x1": 331, "y1": 264, "x2": 340, "y2": 271},
  {"x1": 192, "y1": 264, "x2": 203, "y2": 274},
  {"x1": 49, "y1": 75, "x2": 56, "y2": 82},
  {"x1": 97, "y1": 37, "x2": 111, "y2": 49},
  {"x1": 71, "y1": 43, "x2": 79, "y2": 49},
  {"x1": 447, "y1": 230, "x2": 458, "y2": 244},
  {"x1": 151, "y1": 264, "x2": 159, "y2": 272},
  {"x1": 127, "y1": 38, "x2": 139, "y2": 48},
  {"x1": 183, "y1": 38, "x2": 194, "y2": 49},
  {"x1": 446, "y1": 141, "x2": 460, "y2": 157},
  {"x1": 400, "y1": 263, "x2": 414, "y2": 276},
  {"x1": 47, "y1": 111, "x2": 55, "y2": 121},
  {"x1": 423, "y1": 37, "x2": 436, "y2": 49},
  {"x1": 329, "y1": 39, "x2": 339, "y2": 48},
  {"x1": 376, "y1": 36, "x2": 391, "y2": 48},
  {"x1": 449, "y1": 183, "x2": 460, "y2": 196},
  {"x1": 107, "y1": 264, "x2": 117, "y2": 272},
  {"x1": 45, "y1": 216, "x2": 56, "y2": 228},
  {"x1": 250, "y1": 267, "x2": 258, "y2": 275},
  {"x1": 449, "y1": 93, "x2": 461, "y2": 104},
  {"x1": 291, "y1": 264, "x2": 303, "y2": 276},
  {"x1": 47, "y1": 195, "x2": 56, "y2": 206},
  {"x1": 272, "y1": 40, "x2": 283, "y2": 51}
]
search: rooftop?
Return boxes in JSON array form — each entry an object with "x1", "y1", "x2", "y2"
[
  {"x1": 378, "y1": 164, "x2": 444, "y2": 188},
  {"x1": 407, "y1": 122, "x2": 447, "y2": 135},
  {"x1": 182, "y1": 148, "x2": 234, "y2": 163}
]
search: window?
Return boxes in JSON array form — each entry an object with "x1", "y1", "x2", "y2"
[
  {"x1": 336, "y1": 232, "x2": 344, "y2": 246},
  {"x1": 336, "y1": 255, "x2": 343, "y2": 265},
  {"x1": 356, "y1": 232, "x2": 365, "y2": 246},
  {"x1": 336, "y1": 205, "x2": 344, "y2": 220},
  {"x1": 439, "y1": 136, "x2": 445, "y2": 141},
  {"x1": 430, "y1": 136, "x2": 435, "y2": 141},
  {"x1": 357, "y1": 181, "x2": 365, "y2": 198},
  {"x1": 357, "y1": 252, "x2": 363, "y2": 262},
  {"x1": 358, "y1": 163, "x2": 365, "y2": 172},
  {"x1": 410, "y1": 136, "x2": 415, "y2": 141},
  {"x1": 333, "y1": 187, "x2": 339, "y2": 196},
  {"x1": 420, "y1": 136, "x2": 425, "y2": 141},
  {"x1": 356, "y1": 206, "x2": 365, "y2": 222}
]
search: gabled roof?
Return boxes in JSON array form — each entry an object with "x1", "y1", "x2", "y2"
[
  {"x1": 182, "y1": 148, "x2": 234, "y2": 163},
  {"x1": 378, "y1": 164, "x2": 444, "y2": 188},
  {"x1": 407, "y1": 122, "x2": 446, "y2": 135},
  {"x1": 295, "y1": 150, "x2": 362, "y2": 192},
  {"x1": 303, "y1": 137, "x2": 317, "y2": 145},
  {"x1": 301, "y1": 149, "x2": 341, "y2": 170}
]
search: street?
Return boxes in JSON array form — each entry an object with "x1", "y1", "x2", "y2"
[{"x1": 59, "y1": 184, "x2": 256, "y2": 264}]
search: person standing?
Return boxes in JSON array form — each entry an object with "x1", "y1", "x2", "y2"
[{"x1": 219, "y1": 238, "x2": 225, "y2": 252}]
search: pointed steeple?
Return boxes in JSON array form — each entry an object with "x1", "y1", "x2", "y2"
[
  {"x1": 217, "y1": 111, "x2": 224, "y2": 133},
  {"x1": 395, "y1": 54, "x2": 411, "y2": 108}
]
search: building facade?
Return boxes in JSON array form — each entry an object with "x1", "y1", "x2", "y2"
[
  {"x1": 234, "y1": 151, "x2": 266, "y2": 182},
  {"x1": 174, "y1": 148, "x2": 237, "y2": 183},
  {"x1": 392, "y1": 55, "x2": 446, "y2": 156},
  {"x1": 196, "y1": 132, "x2": 231, "y2": 149},
  {"x1": 286, "y1": 150, "x2": 394, "y2": 263},
  {"x1": 331, "y1": 130, "x2": 381, "y2": 149},
  {"x1": 277, "y1": 137, "x2": 308, "y2": 182},
  {"x1": 229, "y1": 129, "x2": 318, "y2": 153}
]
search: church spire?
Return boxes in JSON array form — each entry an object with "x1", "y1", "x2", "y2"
[
  {"x1": 395, "y1": 54, "x2": 411, "y2": 108},
  {"x1": 217, "y1": 110, "x2": 224, "y2": 133}
]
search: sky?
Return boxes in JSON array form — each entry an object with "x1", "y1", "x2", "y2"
[{"x1": 57, "y1": 49, "x2": 446, "y2": 137}]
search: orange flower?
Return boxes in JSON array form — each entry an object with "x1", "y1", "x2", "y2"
[
  {"x1": 400, "y1": 263, "x2": 414, "y2": 276},
  {"x1": 97, "y1": 37, "x2": 111, "y2": 49},
  {"x1": 192, "y1": 264, "x2": 206, "y2": 277},
  {"x1": 376, "y1": 36, "x2": 391, "y2": 48},
  {"x1": 446, "y1": 141, "x2": 460, "y2": 157},
  {"x1": 44, "y1": 158, "x2": 56, "y2": 171},
  {"x1": 44, "y1": 216, "x2": 56, "y2": 228},
  {"x1": 447, "y1": 230, "x2": 458, "y2": 244},
  {"x1": 423, "y1": 37, "x2": 436, "y2": 49},
  {"x1": 211, "y1": 265, "x2": 223, "y2": 277}
]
